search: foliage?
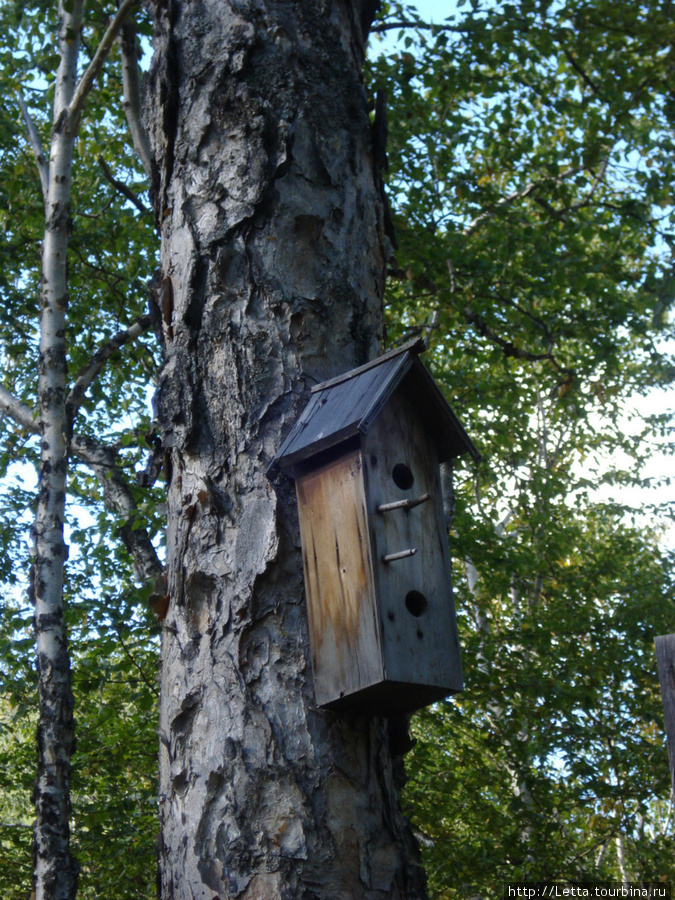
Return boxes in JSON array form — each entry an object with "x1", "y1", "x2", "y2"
[
  {"x1": 0, "y1": 591, "x2": 159, "y2": 900},
  {"x1": 0, "y1": 0, "x2": 161, "y2": 895},
  {"x1": 368, "y1": 0, "x2": 675, "y2": 894},
  {"x1": 0, "y1": 0, "x2": 674, "y2": 895}
]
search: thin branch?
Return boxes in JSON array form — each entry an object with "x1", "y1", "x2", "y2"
[
  {"x1": 16, "y1": 88, "x2": 48, "y2": 202},
  {"x1": 445, "y1": 257, "x2": 456, "y2": 295},
  {"x1": 370, "y1": 20, "x2": 466, "y2": 34},
  {"x1": 533, "y1": 195, "x2": 565, "y2": 219},
  {"x1": 563, "y1": 48, "x2": 603, "y2": 98},
  {"x1": 117, "y1": 628, "x2": 159, "y2": 696},
  {"x1": 0, "y1": 385, "x2": 162, "y2": 584},
  {"x1": 69, "y1": 243, "x2": 128, "y2": 295},
  {"x1": 70, "y1": 434, "x2": 163, "y2": 584},
  {"x1": 463, "y1": 182, "x2": 539, "y2": 236},
  {"x1": 67, "y1": 0, "x2": 140, "y2": 129},
  {"x1": 66, "y1": 315, "x2": 152, "y2": 416},
  {"x1": 493, "y1": 290, "x2": 553, "y2": 343},
  {"x1": 463, "y1": 167, "x2": 584, "y2": 237},
  {"x1": 463, "y1": 305, "x2": 564, "y2": 367},
  {"x1": 0, "y1": 386, "x2": 39, "y2": 434},
  {"x1": 118, "y1": 17, "x2": 154, "y2": 179},
  {"x1": 98, "y1": 155, "x2": 150, "y2": 214},
  {"x1": 532, "y1": 154, "x2": 613, "y2": 218},
  {"x1": 569, "y1": 154, "x2": 610, "y2": 211},
  {"x1": 536, "y1": 383, "x2": 550, "y2": 469}
]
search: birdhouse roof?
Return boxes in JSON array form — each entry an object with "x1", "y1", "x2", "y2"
[{"x1": 270, "y1": 339, "x2": 480, "y2": 473}]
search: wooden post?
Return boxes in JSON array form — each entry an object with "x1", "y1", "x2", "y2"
[{"x1": 654, "y1": 634, "x2": 675, "y2": 798}]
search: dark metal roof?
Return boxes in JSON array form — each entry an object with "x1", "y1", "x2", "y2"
[{"x1": 270, "y1": 339, "x2": 480, "y2": 473}]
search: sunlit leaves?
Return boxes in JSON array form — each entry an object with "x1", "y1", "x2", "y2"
[{"x1": 369, "y1": 0, "x2": 675, "y2": 895}]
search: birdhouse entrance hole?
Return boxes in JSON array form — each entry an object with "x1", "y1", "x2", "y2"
[
  {"x1": 392, "y1": 463, "x2": 414, "y2": 490},
  {"x1": 405, "y1": 590, "x2": 428, "y2": 617}
]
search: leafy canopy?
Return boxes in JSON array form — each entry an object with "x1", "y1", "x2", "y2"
[{"x1": 369, "y1": 0, "x2": 675, "y2": 893}]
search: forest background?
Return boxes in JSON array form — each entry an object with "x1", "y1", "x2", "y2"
[{"x1": 1, "y1": 0, "x2": 674, "y2": 897}]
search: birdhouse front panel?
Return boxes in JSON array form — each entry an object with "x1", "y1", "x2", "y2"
[
  {"x1": 363, "y1": 387, "x2": 463, "y2": 700},
  {"x1": 295, "y1": 448, "x2": 384, "y2": 707}
]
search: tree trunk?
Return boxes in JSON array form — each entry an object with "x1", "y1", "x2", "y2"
[
  {"x1": 146, "y1": 1, "x2": 427, "y2": 897},
  {"x1": 32, "y1": 3, "x2": 83, "y2": 897}
]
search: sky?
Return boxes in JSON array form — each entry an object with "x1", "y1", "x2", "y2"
[{"x1": 410, "y1": 0, "x2": 457, "y2": 19}]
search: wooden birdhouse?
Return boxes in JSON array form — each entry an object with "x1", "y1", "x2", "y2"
[{"x1": 269, "y1": 339, "x2": 480, "y2": 715}]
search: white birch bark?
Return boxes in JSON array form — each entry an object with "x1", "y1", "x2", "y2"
[
  {"x1": 146, "y1": 1, "x2": 426, "y2": 896},
  {"x1": 32, "y1": 4, "x2": 84, "y2": 895},
  {"x1": 30, "y1": 3, "x2": 149, "y2": 896},
  {"x1": 616, "y1": 833, "x2": 629, "y2": 883}
]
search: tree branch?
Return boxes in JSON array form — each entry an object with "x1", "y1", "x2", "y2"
[
  {"x1": 569, "y1": 154, "x2": 610, "y2": 211},
  {"x1": 118, "y1": 17, "x2": 154, "y2": 179},
  {"x1": 370, "y1": 20, "x2": 466, "y2": 34},
  {"x1": 66, "y1": 315, "x2": 152, "y2": 416},
  {"x1": 98, "y1": 155, "x2": 150, "y2": 214},
  {"x1": 493, "y1": 289, "x2": 553, "y2": 345},
  {"x1": 463, "y1": 305, "x2": 559, "y2": 366},
  {"x1": 463, "y1": 182, "x2": 538, "y2": 236},
  {"x1": 67, "y1": 0, "x2": 140, "y2": 129},
  {"x1": 0, "y1": 385, "x2": 161, "y2": 584},
  {"x1": 117, "y1": 628, "x2": 160, "y2": 696},
  {"x1": 563, "y1": 48, "x2": 604, "y2": 98},
  {"x1": 0, "y1": 386, "x2": 38, "y2": 434},
  {"x1": 16, "y1": 88, "x2": 49, "y2": 202},
  {"x1": 70, "y1": 434, "x2": 163, "y2": 584},
  {"x1": 463, "y1": 166, "x2": 584, "y2": 237}
]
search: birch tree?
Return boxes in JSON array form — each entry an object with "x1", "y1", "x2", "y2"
[{"x1": 2, "y1": 1, "x2": 161, "y2": 897}]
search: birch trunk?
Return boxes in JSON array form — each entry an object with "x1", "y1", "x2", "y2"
[
  {"x1": 146, "y1": 1, "x2": 427, "y2": 896},
  {"x1": 32, "y1": 3, "x2": 83, "y2": 897},
  {"x1": 30, "y1": 2, "x2": 143, "y2": 895}
]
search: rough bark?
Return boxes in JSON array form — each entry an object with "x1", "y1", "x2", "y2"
[{"x1": 146, "y1": 1, "x2": 426, "y2": 897}]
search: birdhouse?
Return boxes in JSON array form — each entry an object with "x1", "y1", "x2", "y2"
[{"x1": 269, "y1": 339, "x2": 480, "y2": 715}]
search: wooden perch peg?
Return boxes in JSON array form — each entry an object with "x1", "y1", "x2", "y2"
[
  {"x1": 382, "y1": 548, "x2": 418, "y2": 563},
  {"x1": 377, "y1": 492, "x2": 431, "y2": 513}
]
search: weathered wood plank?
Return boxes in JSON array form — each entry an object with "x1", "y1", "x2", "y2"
[
  {"x1": 655, "y1": 633, "x2": 675, "y2": 797},
  {"x1": 296, "y1": 449, "x2": 383, "y2": 706}
]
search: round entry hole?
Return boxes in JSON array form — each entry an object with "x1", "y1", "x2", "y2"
[
  {"x1": 392, "y1": 463, "x2": 414, "y2": 491},
  {"x1": 405, "y1": 590, "x2": 428, "y2": 617}
]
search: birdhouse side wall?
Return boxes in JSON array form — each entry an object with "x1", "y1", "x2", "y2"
[
  {"x1": 295, "y1": 449, "x2": 384, "y2": 707},
  {"x1": 362, "y1": 389, "x2": 463, "y2": 694}
]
